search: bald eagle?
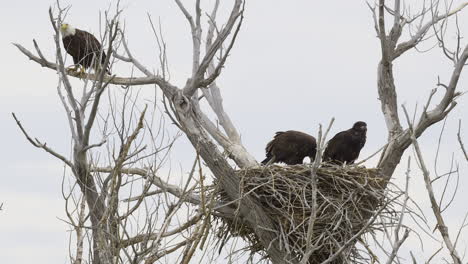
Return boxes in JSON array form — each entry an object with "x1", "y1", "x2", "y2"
[
  {"x1": 60, "y1": 23, "x2": 110, "y2": 74},
  {"x1": 323, "y1": 121, "x2": 367, "y2": 164},
  {"x1": 262, "y1": 130, "x2": 317, "y2": 165}
]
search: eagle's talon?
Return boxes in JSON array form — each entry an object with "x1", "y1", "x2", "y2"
[
  {"x1": 66, "y1": 65, "x2": 78, "y2": 73},
  {"x1": 79, "y1": 66, "x2": 86, "y2": 77}
]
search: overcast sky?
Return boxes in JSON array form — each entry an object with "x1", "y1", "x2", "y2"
[{"x1": 1, "y1": 0, "x2": 468, "y2": 263}]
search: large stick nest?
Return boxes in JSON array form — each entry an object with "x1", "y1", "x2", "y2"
[{"x1": 213, "y1": 164, "x2": 391, "y2": 263}]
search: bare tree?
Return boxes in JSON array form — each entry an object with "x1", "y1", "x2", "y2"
[{"x1": 13, "y1": 0, "x2": 468, "y2": 263}]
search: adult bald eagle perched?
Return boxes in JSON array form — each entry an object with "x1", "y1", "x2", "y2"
[
  {"x1": 262, "y1": 130, "x2": 317, "y2": 165},
  {"x1": 323, "y1": 121, "x2": 367, "y2": 164},
  {"x1": 60, "y1": 23, "x2": 110, "y2": 74}
]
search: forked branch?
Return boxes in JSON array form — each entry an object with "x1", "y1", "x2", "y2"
[{"x1": 403, "y1": 106, "x2": 462, "y2": 264}]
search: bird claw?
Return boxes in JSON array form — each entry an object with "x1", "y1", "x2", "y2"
[
  {"x1": 79, "y1": 66, "x2": 86, "y2": 77},
  {"x1": 65, "y1": 65, "x2": 87, "y2": 78},
  {"x1": 66, "y1": 65, "x2": 78, "y2": 73}
]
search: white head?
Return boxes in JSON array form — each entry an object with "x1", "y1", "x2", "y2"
[{"x1": 60, "y1": 23, "x2": 76, "y2": 37}]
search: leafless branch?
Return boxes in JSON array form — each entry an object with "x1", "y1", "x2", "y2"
[
  {"x1": 403, "y1": 105, "x2": 462, "y2": 264},
  {"x1": 12, "y1": 112, "x2": 73, "y2": 167},
  {"x1": 385, "y1": 157, "x2": 412, "y2": 264},
  {"x1": 14, "y1": 42, "x2": 172, "y2": 87},
  {"x1": 120, "y1": 214, "x2": 202, "y2": 248},
  {"x1": 457, "y1": 120, "x2": 468, "y2": 161},
  {"x1": 183, "y1": 0, "x2": 244, "y2": 96},
  {"x1": 394, "y1": 2, "x2": 468, "y2": 58}
]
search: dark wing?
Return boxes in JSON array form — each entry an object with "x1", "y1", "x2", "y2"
[
  {"x1": 262, "y1": 131, "x2": 317, "y2": 165},
  {"x1": 265, "y1": 132, "x2": 283, "y2": 154},
  {"x1": 323, "y1": 130, "x2": 349, "y2": 163},
  {"x1": 77, "y1": 29, "x2": 102, "y2": 53},
  {"x1": 288, "y1": 131, "x2": 317, "y2": 162},
  {"x1": 62, "y1": 36, "x2": 81, "y2": 65},
  {"x1": 324, "y1": 128, "x2": 367, "y2": 164},
  {"x1": 349, "y1": 131, "x2": 366, "y2": 163},
  {"x1": 76, "y1": 29, "x2": 110, "y2": 73},
  {"x1": 262, "y1": 132, "x2": 285, "y2": 165}
]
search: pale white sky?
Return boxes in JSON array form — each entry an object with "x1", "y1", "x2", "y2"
[{"x1": 1, "y1": 0, "x2": 468, "y2": 263}]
